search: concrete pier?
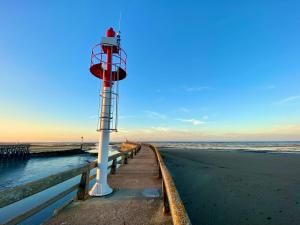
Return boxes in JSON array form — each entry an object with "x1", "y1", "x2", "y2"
[{"x1": 45, "y1": 145, "x2": 172, "y2": 225}]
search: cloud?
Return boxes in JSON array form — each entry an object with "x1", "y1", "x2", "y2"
[
  {"x1": 141, "y1": 129, "x2": 154, "y2": 133},
  {"x1": 276, "y1": 95, "x2": 300, "y2": 105},
  {"x1": 151, "y1": 126, "x2": 170, "y2": 132},
  {"x1": 184, "y1": 86, "x2": 210, "y2": 92},
  {"x1": 176, "y1": 118, "x2": 205, "y2": 125},
  {"x1": 117, "y1": 128, "x2": 130, "y2": 133},
  {"x1": 144, "y1": 110, "x2": 167, "y2": 119},
  {"x1": 119, "y1": 115, "x2": 137, "y2": 119},
  {"x1": 132, "y1": 126, "x2": 170, "y2": 134},
  {"x1": 259, "y1": 84, "x2": 276, "y2": 90},
  {"x1": 88, "y1": 115, "x2": 98, "y2": 119},
  {"x1": 110, "y1": 124, "x2": 300, "y2": 142},
  {"x1": 178, "y1": 107, "x2": 190, "y2": 113},
  {"x1": 202, "y1": 115, "x2": 208, "y2": 120}
]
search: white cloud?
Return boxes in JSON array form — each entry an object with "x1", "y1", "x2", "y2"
[
  {"x1": 176, "y1": 118, "x2": 205, "y2": 125},
  {"x1": 119, "y1": 115, "x2": 137, "y2": 119},
  {"x1": 141, "y1": 129, "x2": 153, "y2": 133},
  {"x1": 137, "y1": 127, "x2": 170, "y2": 133},
  {"x1": 259, "y1": 84, "x2": 276, "y2": 90},
  {"x1": 151, "y1": 126, "x2": 170, "y2": 132},
  {"x1": 144, "y1": 110, "x2": 167, "y2": 119},
  {"x1": 117, "y1": 128, "x2": 130, "y2": 133},
  {"x1": 110, "y1": 124, "x2": 300, "y2": 142},
  {"x1": 185, "y1": 86, "x2": 210, "y2": 92},
  {"x1": 276, "y1": 95, "x2": 300, "y2": 105},
  {"x1": 178, "y1": 107, "x2": 190, "y2": 113},
  {"x1": 88, "y1": 115, "x2": 98, "y2": 119}
]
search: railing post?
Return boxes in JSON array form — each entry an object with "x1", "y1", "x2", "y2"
[
  {"x1": 111, "y1": 158, "x2": 117, "y2": 174},
  {"x1": 130, "y1": 150, "x2": 134, "y2": 159},
  {"x1": 158, "y1": 166, "x2": 162, "y2": 178},
  {"x1": 76, "y1": 168, "x2": 90, "y2": 200},
  {"x1": 162, "y1": 180, "x2": 170, "y2": 214},
  {"x1": 123, "y1": 154, "x2": 128, "y2": 164}
]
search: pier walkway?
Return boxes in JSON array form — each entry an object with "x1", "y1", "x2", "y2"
[{"x1": 45, "y1": 145, "x2": 172, "y2": 225}]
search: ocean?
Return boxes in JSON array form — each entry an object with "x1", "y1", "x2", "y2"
[
  {"x1": 154, "y1": 141, "x2": 300, "y2": 153},
  {"x1": 0, "y1": 143, "x2": 119, "y2": 190}
]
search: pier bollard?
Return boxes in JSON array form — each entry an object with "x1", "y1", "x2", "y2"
[
  {"x1": 111, "y1": 158, "x2": 117, "y2": 174},
  {"x1": 77, "y1": 168, "x2": 90, "y2": 200}
]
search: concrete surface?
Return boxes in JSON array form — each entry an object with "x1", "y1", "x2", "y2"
[{"x1": 45, "y1": 145, "x2": 172, "y2": 225}]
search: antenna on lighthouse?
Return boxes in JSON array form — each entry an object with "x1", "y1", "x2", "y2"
[
  {"x1": 118, "y1": 12, "x2": 122, "y2": 32},
  {"x1": 89, "y1": 27, "x2": 127, "y2": 196}
]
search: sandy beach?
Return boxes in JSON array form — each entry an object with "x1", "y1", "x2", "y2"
[{"x1": 160, "y1": 148, "x2": 300, "y2": 225}]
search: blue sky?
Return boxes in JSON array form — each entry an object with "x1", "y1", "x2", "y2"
[{"x1": 0, "y1": 0, "x2": 300, "y2": 142}]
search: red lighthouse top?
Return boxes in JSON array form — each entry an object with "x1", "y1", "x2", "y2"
[
  {"x1": 89, "y1": 27, "x2": 127, "y2": 86},
  {"x1": 106, "y1": 27, "x2": 115, "y2": 37}
]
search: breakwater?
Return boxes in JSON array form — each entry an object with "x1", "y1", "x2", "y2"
[
  {"x1": 0, "y1": 145, "x2": 30, "y2": 160},
  {"x1": 0, "y1": 143, "x2": 96, "y2": 160}
]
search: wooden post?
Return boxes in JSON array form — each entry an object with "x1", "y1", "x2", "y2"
[
  {"x1": 162, "y1": 180, "x2": 170, "y2": 214},
  {"x1": 76, "y1": 169, "x2": 90, "y2": 200},
  {"x1": 111, "y1": 158, "x2": 117, "y2": 174},
  {"x1": 130, "y1": 151, "x2": 134, "y2": 159},
  {"x1": 123, "y1": 154, "x2": 128, "y2": 164}
]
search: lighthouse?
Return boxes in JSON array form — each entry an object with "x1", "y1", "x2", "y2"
[{"x1": 89, "y1": 27, "x2": 127, "y2": 196}]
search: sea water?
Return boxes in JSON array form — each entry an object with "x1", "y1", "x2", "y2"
[
  {"x1": 0, "y1": 144, "x2": 120, "y2": 224},
  {"x1": 154, "y1": 141, "x2": 300, "y2": 153},
  {"x1": 0, "y1": 144, "x2": 120, "y2": 190}
]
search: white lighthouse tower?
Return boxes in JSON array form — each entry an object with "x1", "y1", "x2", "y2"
[{"x1": 88, "y1": 27, "x2": 127, "y2": 196}]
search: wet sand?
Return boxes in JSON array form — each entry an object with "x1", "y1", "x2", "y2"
[{"x1": 160, "y1": 149, "x2": 300, "y2": 225}]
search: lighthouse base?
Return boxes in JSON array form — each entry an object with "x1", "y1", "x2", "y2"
[{"x1": 89, "y1": 182, "x2": 113, "y2": 197}]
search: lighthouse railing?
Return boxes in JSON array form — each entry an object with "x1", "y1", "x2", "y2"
[
  {"x1": 0, "y1": 144, "x2": 141, "y2": 225},
  {"x1": 90, "y1": 44, "x2": 127, "y2": 72}
]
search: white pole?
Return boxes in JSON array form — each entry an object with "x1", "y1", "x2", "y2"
[{"x1": 89, "y1": 86, "x2": 113, "y2": 196}]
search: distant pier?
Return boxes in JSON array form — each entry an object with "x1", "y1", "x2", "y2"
[
  {"x1": 0, "y1": 143, "x2": 95, "y2": 160},
  {"x1": 0, "y1": 144, "x2": 30, "y2": 160}
]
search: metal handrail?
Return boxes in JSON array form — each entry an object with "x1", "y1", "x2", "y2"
[
  {"x1": 90, "y1": 44, "x2": 127, "y2": 71},
  {"x1": 0, "y1": 143, "x2": 141, "y2": 225},
  {"x1": 91, "y1": 52, "x2": 127, "y2": 68}
]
